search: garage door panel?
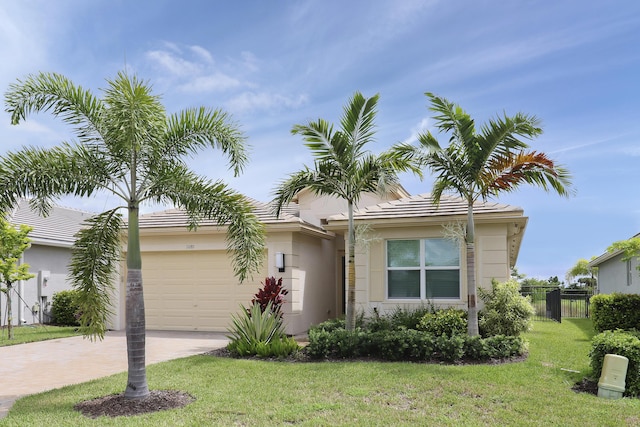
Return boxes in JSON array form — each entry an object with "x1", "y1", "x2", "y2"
[{"x1": 141, "y1": 250, "x2": 266, "y2": 331}]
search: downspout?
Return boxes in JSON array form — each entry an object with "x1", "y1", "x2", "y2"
[{"x1": 18, "y1": 254, "x2": 24, "y2": 324}]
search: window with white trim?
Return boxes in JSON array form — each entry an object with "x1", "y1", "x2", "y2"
[{"x1": 386, "y1": 238, "x2": 460, "y2": 299}]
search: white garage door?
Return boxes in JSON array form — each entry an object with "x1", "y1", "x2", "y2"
[{"x1": 142, "y1": 250, "x2": 264, "y2": 331}]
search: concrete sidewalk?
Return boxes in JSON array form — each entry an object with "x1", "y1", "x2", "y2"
[{"x1": 0, "y1": 330, "x2": 228, "y2": 419}]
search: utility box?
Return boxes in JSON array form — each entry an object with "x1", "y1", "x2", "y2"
[
  {"x1": 598, "y1": 354, "x2": 629, "y2": 399},
  {"x1": 38, "y1": 270, "x2": 52, "y2": 298}
]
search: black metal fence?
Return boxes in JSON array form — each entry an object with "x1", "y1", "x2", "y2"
[{"x1": 519, "y1": 286, "x2": 593, "y2": 322}]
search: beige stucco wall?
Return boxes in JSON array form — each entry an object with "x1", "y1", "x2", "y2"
[
  {"x1": 476, "y1": 223, "x2": 511, "y2": 289},
  {"x1": 285, "y1": 232, "x2": 338, "y2": 333},
  {"x1": 296, "y1": 191, "x2": 401, "y2": 227},
  {"x1": 113, "y1": 227, "x2": 337, "y2": 335},
  {"x1": 348, "y1": 221, "x2": 513, "y2": 316}
]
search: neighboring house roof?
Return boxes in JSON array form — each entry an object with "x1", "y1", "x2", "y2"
[
  {"x1": 588, "y1": 232, "x2": 640, "y2": 268},
  {"x1": 8, "y1": 199, "x2": 94, "y2": 248}
]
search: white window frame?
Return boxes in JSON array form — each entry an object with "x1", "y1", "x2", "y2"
[{"x1": 385, "y1": 238, "x2": 461, "y2": 300}]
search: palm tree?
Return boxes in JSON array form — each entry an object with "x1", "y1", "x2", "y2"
[
  {"x1": 395, "y1": 92, "x2": 572, "y2": 336},
  {"x1": 272, "y1": 92, "x2": 418, "y2": 331},
  {"x1": 1, "y1": 71, "x2": 265, "y2": 399}
]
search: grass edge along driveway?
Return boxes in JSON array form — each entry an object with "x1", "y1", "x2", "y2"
[
  {"x1": 0, "y1": 325, "x2": 80, "y2": 346},
  {"x1": 3, "y1": 319, "x2": 640, "y2": 426}
]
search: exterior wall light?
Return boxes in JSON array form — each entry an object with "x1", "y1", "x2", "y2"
[{"x1": 275, "y1": 252, "x2": 285, "y2": 272}]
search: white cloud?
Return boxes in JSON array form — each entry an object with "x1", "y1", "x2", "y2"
[
  {"x1": 226, "y1": 91, "x2": 309, "y2": 113},
  {"x1": 240, "y1": 51, "x2": 259, "y2": 73},
  {"x1": 146, "y1": 50, "x2": 203, "y2": 77},
  {"x1": 178, "y1": 73, "x2": 242, "y2": 93},
  {"x1": 190, "y1": 45, "x2": 214, "y2": 64},
  {"x1": 402, "y1": 117, "x2": 431, "y2": 144},
  {"x1": 144, "y1": 44, "x2": 255, "y2": 95},
  {"x1": 380, "y1": 0, "x2": 438, "y2": 37}
]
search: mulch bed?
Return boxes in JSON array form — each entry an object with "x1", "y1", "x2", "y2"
[
  {"x1": 74, "y1": 390, "x2": 194, "y2": 418},
  {"x1": 572, "y1": 378, "x2": 599, "y2": 395}
]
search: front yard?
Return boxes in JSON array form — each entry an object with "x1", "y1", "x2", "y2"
[{"x1": 2, "y1": 319, "x2": 639, "y2": 426}]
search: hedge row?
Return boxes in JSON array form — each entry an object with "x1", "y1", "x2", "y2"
[
  {"x1": 590, "y1": 329, "x2": 640, "y2": 396},
  {"x1": 590, "y1": 293, "x2": 640, "y2": 332},
  {"x1": 307, "y1": 328, "x2": 527, "y2": 363}
]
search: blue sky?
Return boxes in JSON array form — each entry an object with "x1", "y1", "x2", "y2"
[{"x1": 1, "y1": 1, "x2": 639, "y2": 281}]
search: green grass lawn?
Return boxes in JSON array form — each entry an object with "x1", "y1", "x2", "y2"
[
  {"x1": 2, "y1": 319, "x2": 640, "y2": 426},
  {"x1": 0, "y1": 325, "x2": 81, "y2": 346}
]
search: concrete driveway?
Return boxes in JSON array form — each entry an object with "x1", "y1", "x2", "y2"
[{"x1": 0, "y1": 330, "x2": 228, "y2": 419}]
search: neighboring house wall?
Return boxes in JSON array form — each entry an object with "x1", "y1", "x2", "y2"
[
  {"x1": 21, "y1": 244, "x2": 73, "y2": 324},
  {"x1": 596, "y1": 253, "x2": 640, "y2": 294},
  {"x1": 1, "y1": 201, "x2": 94, "y2": 327}
]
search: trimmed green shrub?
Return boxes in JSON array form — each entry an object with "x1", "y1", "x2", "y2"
[
  {"x1": 306, "y1": 327, "x2": 527, "y2": 362},
  {"x1": 364, "y1": 312, "x2": 394, "y2": 332},
  {"x1": 373, "y1": 329, "x2": 424, "y2": 361},
  {"x1": 387, "y1": 305, "x2": 434, "y2": 330},
  {"x1": 482, "y1": 335, "x2": 528, "y2": 359},
  {"x1": 309, "y1": 317, "x2": 346, "y2": 333},
  {"x1": 227, "y1": 302, "x2": 300, "y2": 358},
  {"x1": 590, "y1": 330, "x2": 640, "y2": 396},
  {"x1": 51, "y1": 290, "x2": 81, "y2": 326},
  {"x1": 306, "y1": 328, "x2": 365, "y2": 359},
  {"x1": 463, "y1": 335, "x2": 487, "y2": 360},
  {"x1": 590, "y1": 293, "x2": 640, "y2": 332},
  {"x1": 478, "y1": 279, "x2": 534, "y2": 337},
  {"x1": 307, "y1": 305, "x2": 527, "y2": 362},
  {"x1": 417, "y1": 308, "x2": 467, "y2": 337},
  {"x1": 435, "y1": 334, "x2": 466, "y2": 362}
]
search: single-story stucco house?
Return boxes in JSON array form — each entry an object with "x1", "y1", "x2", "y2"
[
  {"x1": 588, "y1": 233, "x2": 640, "y2": 294},
  {"x1": 108, "y1": 190, "x2": 528, "y2": 335},
  {"x1": 1, "y1": 200, "x2": 94, "y2": 326}
]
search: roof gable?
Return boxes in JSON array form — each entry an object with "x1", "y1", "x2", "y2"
[{"x1": 293, "y1": 186, "x2": 411, "y2": 227}]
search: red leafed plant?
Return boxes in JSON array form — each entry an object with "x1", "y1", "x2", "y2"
[{"x1": 251, "y1": 277, "x2": 288, "y2": 317}]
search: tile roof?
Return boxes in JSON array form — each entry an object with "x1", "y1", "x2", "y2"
[
  {"x1": 136, "y1": 193, "x2": 523, "y2": 233},
  {"x1": 9, "y1": 199, "x2": 95, "y2": 247},
  {"x1": 327, "y1": 193, "x2": 523, "y2": 223},
  {"x1": 138, "y1": 198, "x2": 302, "y2": 229}
]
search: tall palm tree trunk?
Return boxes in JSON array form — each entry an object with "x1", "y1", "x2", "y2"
[
  {"x1": 124, "y1": 206, "x2": 149, "y2": 399},
  {"x1": 466, "y1": 202, "x2": 479, "y2": 336},
  {"x1": 345, "y1": 201, "x2": 357, "y2": 331}
]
